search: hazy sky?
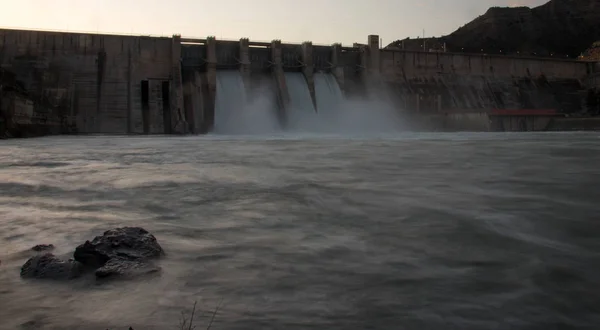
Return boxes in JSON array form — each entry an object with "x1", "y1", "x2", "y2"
[{"x1": 1, "y1": 0, "x2": 548, "y2": 45}]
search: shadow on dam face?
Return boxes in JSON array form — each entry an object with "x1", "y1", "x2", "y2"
[{"x1": 213, "y1": 70, "x2": 406, "y2": 136}]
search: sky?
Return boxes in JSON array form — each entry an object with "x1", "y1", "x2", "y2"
[{"x1": 1, "y1": 0, "x2": 548, "y2": 46}]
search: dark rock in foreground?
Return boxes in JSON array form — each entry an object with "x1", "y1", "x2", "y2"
[
  {"x1": 21, "y1": 227, "x2": 164, "y2": 281},
  {"x1": 74, "y1": 227, "x2": 164, "y2": 267},
  {"x1": 31, "y1": 244, "x2": 55, "y2": 252},
  {"x1": 95, "y1": 258, "x2": 161, "y2": 279},
  {"x1": 73, "y1": 227, "x2": 164, "y2": 279},
  {"x1": 20, "y1": 253, "x2": 83, "y2": 280}
]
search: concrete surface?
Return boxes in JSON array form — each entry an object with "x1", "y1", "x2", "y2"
[{"x1": 0, "y1": 28, "x2": 597, "y2": 135}]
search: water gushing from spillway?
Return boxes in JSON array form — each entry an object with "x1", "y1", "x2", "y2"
[
  {"x1": 214, "y1": 71, "x2": 281, "y2": 135},
  {"x1": 215, "y1": 70, "x2": 405, "y2": 135},
  {"x1": 314, "y1": 72, "x2": 344, "y2": 125},
  {"x1": 329, "y1": 96, "x2": 405, "y2": 134},
  {"x1": 313, "y1": 73, "x2": 405, "y2": 134},
  {"x1": 284, "y1": 72, "x2": 321, "y2": 132}
]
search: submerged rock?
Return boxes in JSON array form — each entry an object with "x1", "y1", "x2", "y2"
[
  {"x1": 73, "y1": 227, "x2": 164, "y2": 279},
  {"x1": 31, "y1": 244, "x2": 55, "y2": 252},
  {"x1": 20, "y1": 253, "x2": 83, "y2": 280}
]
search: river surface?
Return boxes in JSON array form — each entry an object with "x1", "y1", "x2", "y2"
[{"x1": 1, "y1": 132, "x2": 599, "y2": 329}]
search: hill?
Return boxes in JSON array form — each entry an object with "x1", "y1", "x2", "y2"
[
  {"x1": 386, "y1": 0, "x2": 600, "y2": 58},
  {"x1": 580, "y1": 41, "x2": 600, "y2": 61}
]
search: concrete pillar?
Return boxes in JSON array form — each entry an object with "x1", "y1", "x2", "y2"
[
  {"x1": 96, "y1": 50, "x2": 107, "y2": 133},
  {"x1": 192, "y1": 71, "x2": 204, "y2": 133},
  {"x1": 271, "y1": 39, "x2": 289, "y2": 124},
  {"x1": 127, "y1": 48, "x2": 132, "y2": 133},
  {"x1": 357, "y1": 35, "x2": 381, "y2": 99},
  {"x1": 331, "y1": 43, "x2": 345, "y2": 93},
  {"x1": 170, "y1": 35, "x2": 186, "y2": 134},
  {"x1": 182, "y1": 79, "x2": 194, "y2": 133},
  {"x1": 183, "y1": 71, "x2": 204, "y2": 134},
  {"x1": 367, "y1": 35, "x2": 381, "y2": 76},
  {"x1": 358, "y1": 44, "x2": 369, "y2": 91},
  {"x1": 239, "y1": 38, "x2": 251, "y2": 95},
  {"x1": 206, "y1": 36, "x2": 217, "y2": 131},
  {"x1": 301, "y1": 41, "x2": 316, "y2": 109}
]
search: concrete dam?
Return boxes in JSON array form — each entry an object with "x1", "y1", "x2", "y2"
[{"x1": 0, "y1": 29, "x2": 599, "y2": 136}]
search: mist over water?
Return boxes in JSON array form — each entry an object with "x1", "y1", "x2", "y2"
[
  {"x1": 328, "y1": 97, "x2": 405, "y2": 134},
  {"x1": 214, "y1": 71, "x2": 405, "y2": 135},
  {"x1": 214, "y1": 71, "x2": 281, "y2": 135},
  {"x1": 318, "y1": 73, "x2": 405, "y2": 134}
]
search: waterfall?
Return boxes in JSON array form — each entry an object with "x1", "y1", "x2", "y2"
[
  {"x1": 214, "y1": 70, "x2": 403, "y2": 135},
  {"x1": 314, "y1": 73, "x2": 403, "y2": 133},
  {"x1": 283, "y1": 72, "x2": 320, "y2": 132},
  {"x1": 214, "y1": 71, "x2": 281, "y2": 135},
  {"x1": 314, "y1": 73, "x2": 344, "y2": 125},
  {"x1": 214, "y1": 71, "x2": 247, "y2": 134}
]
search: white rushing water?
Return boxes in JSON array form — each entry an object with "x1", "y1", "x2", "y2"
[
  {"x1": 316, "y1": 73, "x2": 404, "y2": 133},
  {"x1": 214, "y1": 71, "x2": 281, "y2": 135},
  {"x1": 214, "y1": 71, "x2": 247, "y2": 134},
  {"x1": 214, "y1": 70, "x2": 404, "y2": 135},
  {"x1": 284, "y1": 72, "x2": 320, "y2": 132},
  {"x1": 314, "y1": 72, "x2": 344, "y2": 122},
  {"x1": 288, "y1": 72, "x2": 404, "y2": 134}
]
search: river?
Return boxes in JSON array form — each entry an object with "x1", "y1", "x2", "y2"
[{"x1": 1, "y1": 132, "x2": 599, "y2": 329}]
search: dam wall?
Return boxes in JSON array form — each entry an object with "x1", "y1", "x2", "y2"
[
  {"x1": 378, "y1": 49, "x2": 592, "y2": 115},
  {"x1": 178, "y1": 36, "x2": 364, "y2": 132},
  {"x1": 0, "y1": 29, "x2": 185, "y2": 134},
  {"x1": 0, "y1": 28, "x2": 596, "y2": 135}
]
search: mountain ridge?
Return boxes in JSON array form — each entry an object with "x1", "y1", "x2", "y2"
[{"x1": 386, "y1": 0, "x2": 600, "y2": 59}]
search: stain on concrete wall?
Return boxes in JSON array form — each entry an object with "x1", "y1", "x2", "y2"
[
  {"x1": 379, "y1": 50, "x2": 589, "y2": 114},
  {"x1": 0, "y1": 29, "x2": 174, "y2": 134}
]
